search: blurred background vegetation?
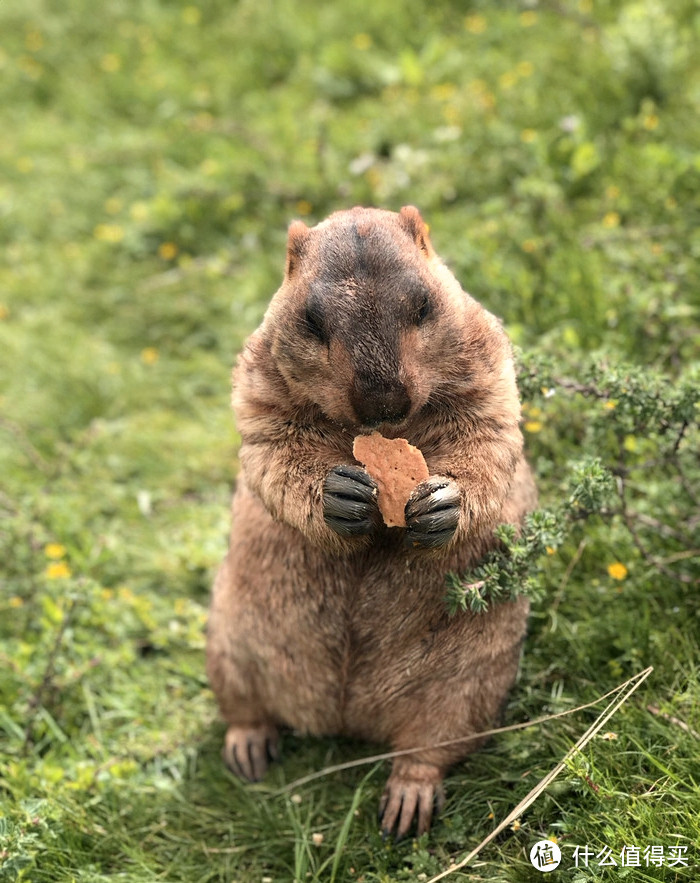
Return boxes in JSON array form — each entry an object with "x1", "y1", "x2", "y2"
[{"x1": 0, "y1": 0, "x2": 698, "y2": 880}]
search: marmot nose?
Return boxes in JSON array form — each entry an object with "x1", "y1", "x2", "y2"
[{"x1": 351, "y1": 380, "x2": 411, "y2": 427}]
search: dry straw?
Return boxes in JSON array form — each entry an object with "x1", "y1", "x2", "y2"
[
  {"x1": 278, "y1": 666, "x2": 654, "y2": 879},
  {"x1": 425, "y1": 665, "x2": 653, "y2": 880}
]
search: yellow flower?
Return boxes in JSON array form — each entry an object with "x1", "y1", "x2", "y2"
[
  {"x1": 468, "y1": 78, "x2": 488, "y2": 95},
  {"x1": 546, "y1": 546, "x2": 556, "y2": 556},
  {"x1": 18, "y1": 56, "x2": 43, "y2": 79},
  {"x1": 524, "y1": 421, "x2": 543, "y2": 433},
  {"x1": 130, "y1": 204, "x2": 149, "y2": 225},
  {"x1": 465, "y1": 14, "x2": 487, "y2": 34},
  {"x1": 607, "y1": 562, "x2": 628, "y2": 581},
  {"x1": 600, "y1": 731, "x2": 618, "y2": 740},
  {"x1": 46, "y1": 561, "x2": 71, "y2": 580},
  {"x1": 295, "y1": 200, "x2": 313, "y2": 216},
  {"x1": 442, "y1": 104, "x2": 460, "y2": 125},
  {"x1": 467, "y1": 80, "x2": 495, "y2": 110},
  {"x1": 510, "y1": 818, "x2": 521, "y2": 832},
  {"x1": 602, "y1": 212, "x2": 620, "y2": 228},
  {"x1": 499, "y1": 70, "x2": 518, "y2": 90},
  {"x1": 366, "y1": 167, "x2": 381, "y2": 189},
  {"x1": 44, "y1": 543, "x2": 66, "y2": 559},
  {"x1": 158, "y1": 242, "x2": 178, "y2": 260},
  {"x1": 431, "y1": 83, "x2": 457, "y2": 102},
  {"x1": 182, "y1": 6, "x2": 201, "y2": 25},
  {"x1": 604, "y1": 400, "x2": 617, "y2": 410},
  {"x1": 141, "y1": 347, "x2": 159, "y2": 365},
  {"x1": 190, "y1": 111, "x2": 214, "y2": 132},
  {"x1": 25, "y1": 30, "x2": 44, "y2": 51},
  {"x1": 192, "y1": 85, "x2": 211, "y2": 105},
  {"x1": 199, "y1": 158, "x2": 220, "y2": 176},
  {"x1": 94, "y1": 224, "x2": 125, "y2": 243},
  {"x1": 69, "y1": 150, "x2": 86, "y2": 171},
  {"x1": 100, "y1": 53, "x2": 122, "y2": 73},
  {"x1": 222, "y1": 193, "x2": 244, "y2": 214},
  {"x1": 643, "y1": 113, "x2": 659, "y2": 131},
  {"x1": 516, "y1": 61, "x2": 534, "y2": 78},
  {"x1": 520, "y1": 129, "x2": 537, "y2": 143},
  {"x1": 104, "y1": 197, "x2": 123, "y2": 215},
  {"x1": 9, "y1": 596, "x2": 24, "y2": 608},
  {"x1": 521, "y1": 238, "x2": 537, "y2": 253},
  {"x1": 352, "y1": 33, "x2": 372, "y2": 50}
]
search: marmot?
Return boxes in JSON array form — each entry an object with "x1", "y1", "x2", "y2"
[{"x1": 206, "y1": 206, "x2": 537, "y2": 839}]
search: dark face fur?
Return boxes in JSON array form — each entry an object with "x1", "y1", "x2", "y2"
[{"x1": 267, "y1": 207, "x2": 474, "y2": 433}]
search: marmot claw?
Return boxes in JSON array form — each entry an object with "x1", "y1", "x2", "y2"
[
  {"x1": 222, "y1": 724, "x2": 279, "y2": 782},
  {"x1": 378, "y1": 766, "x2": 446, "y2": 841},
  {"x1": 323, "y1": 464, "x2": 379, "y2": 536},
  {"x1": 404, "y1": 476, "x2": 461, "y2": 548}
]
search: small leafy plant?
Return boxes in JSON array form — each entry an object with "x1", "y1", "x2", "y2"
[{"x1": 446, "y1": 357, "x2": 698, "y2": 614}]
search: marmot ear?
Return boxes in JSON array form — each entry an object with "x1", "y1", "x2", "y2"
[
  {"x1": 399, "y1": 205, "x2": 434, "y2": 258},
  {"x1": 285, "y1": 220, "x2": 310, "y2": 278}
]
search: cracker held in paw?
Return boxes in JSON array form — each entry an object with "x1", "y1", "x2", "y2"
[{"x1": 352, "y1": 431, "x2": 429, "y2": 528}]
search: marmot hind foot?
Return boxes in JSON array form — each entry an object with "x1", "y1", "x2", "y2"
[
  {"x1": 378, "y1": 760, "x2": 446, "y2": 841},
  {"x1": 222, "y1": 724, "x2": 280, "y2": 782}
]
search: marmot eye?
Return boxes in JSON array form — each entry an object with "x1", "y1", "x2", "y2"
[
  {"x1": 304, "y1": 302, "x2": 326, "y2": 342},
  {"x1": 415, "y1": 294, "x2": 432, "y2": 326}
]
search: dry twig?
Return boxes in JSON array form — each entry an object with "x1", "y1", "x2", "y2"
[{"x1": 426, "y1": 666, "x2": 654, "y2": 882}]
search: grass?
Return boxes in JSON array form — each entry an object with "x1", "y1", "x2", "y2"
[{"x1": 1, "y1": 0, "x2": 699, "y2": 880}]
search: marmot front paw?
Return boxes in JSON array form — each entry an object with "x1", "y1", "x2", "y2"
[
  {"x1": 405, "y1": 476, "x2": 461, "y2": 549},
  {"x1": 323, "y1": 465, "x2": 379, "y2": 536}
]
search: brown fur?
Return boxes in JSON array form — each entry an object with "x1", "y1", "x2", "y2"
[{"x1": 206, "y1": 206, "x2": 537, "y2": 838}]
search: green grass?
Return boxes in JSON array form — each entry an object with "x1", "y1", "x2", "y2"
[{"x1": 1, "y1": 0, "x2": 699, "y2": 880}]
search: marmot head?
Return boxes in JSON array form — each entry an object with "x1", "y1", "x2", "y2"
[{"x1": 262, "y1": 206, "x2": 506, "y2": 433}]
